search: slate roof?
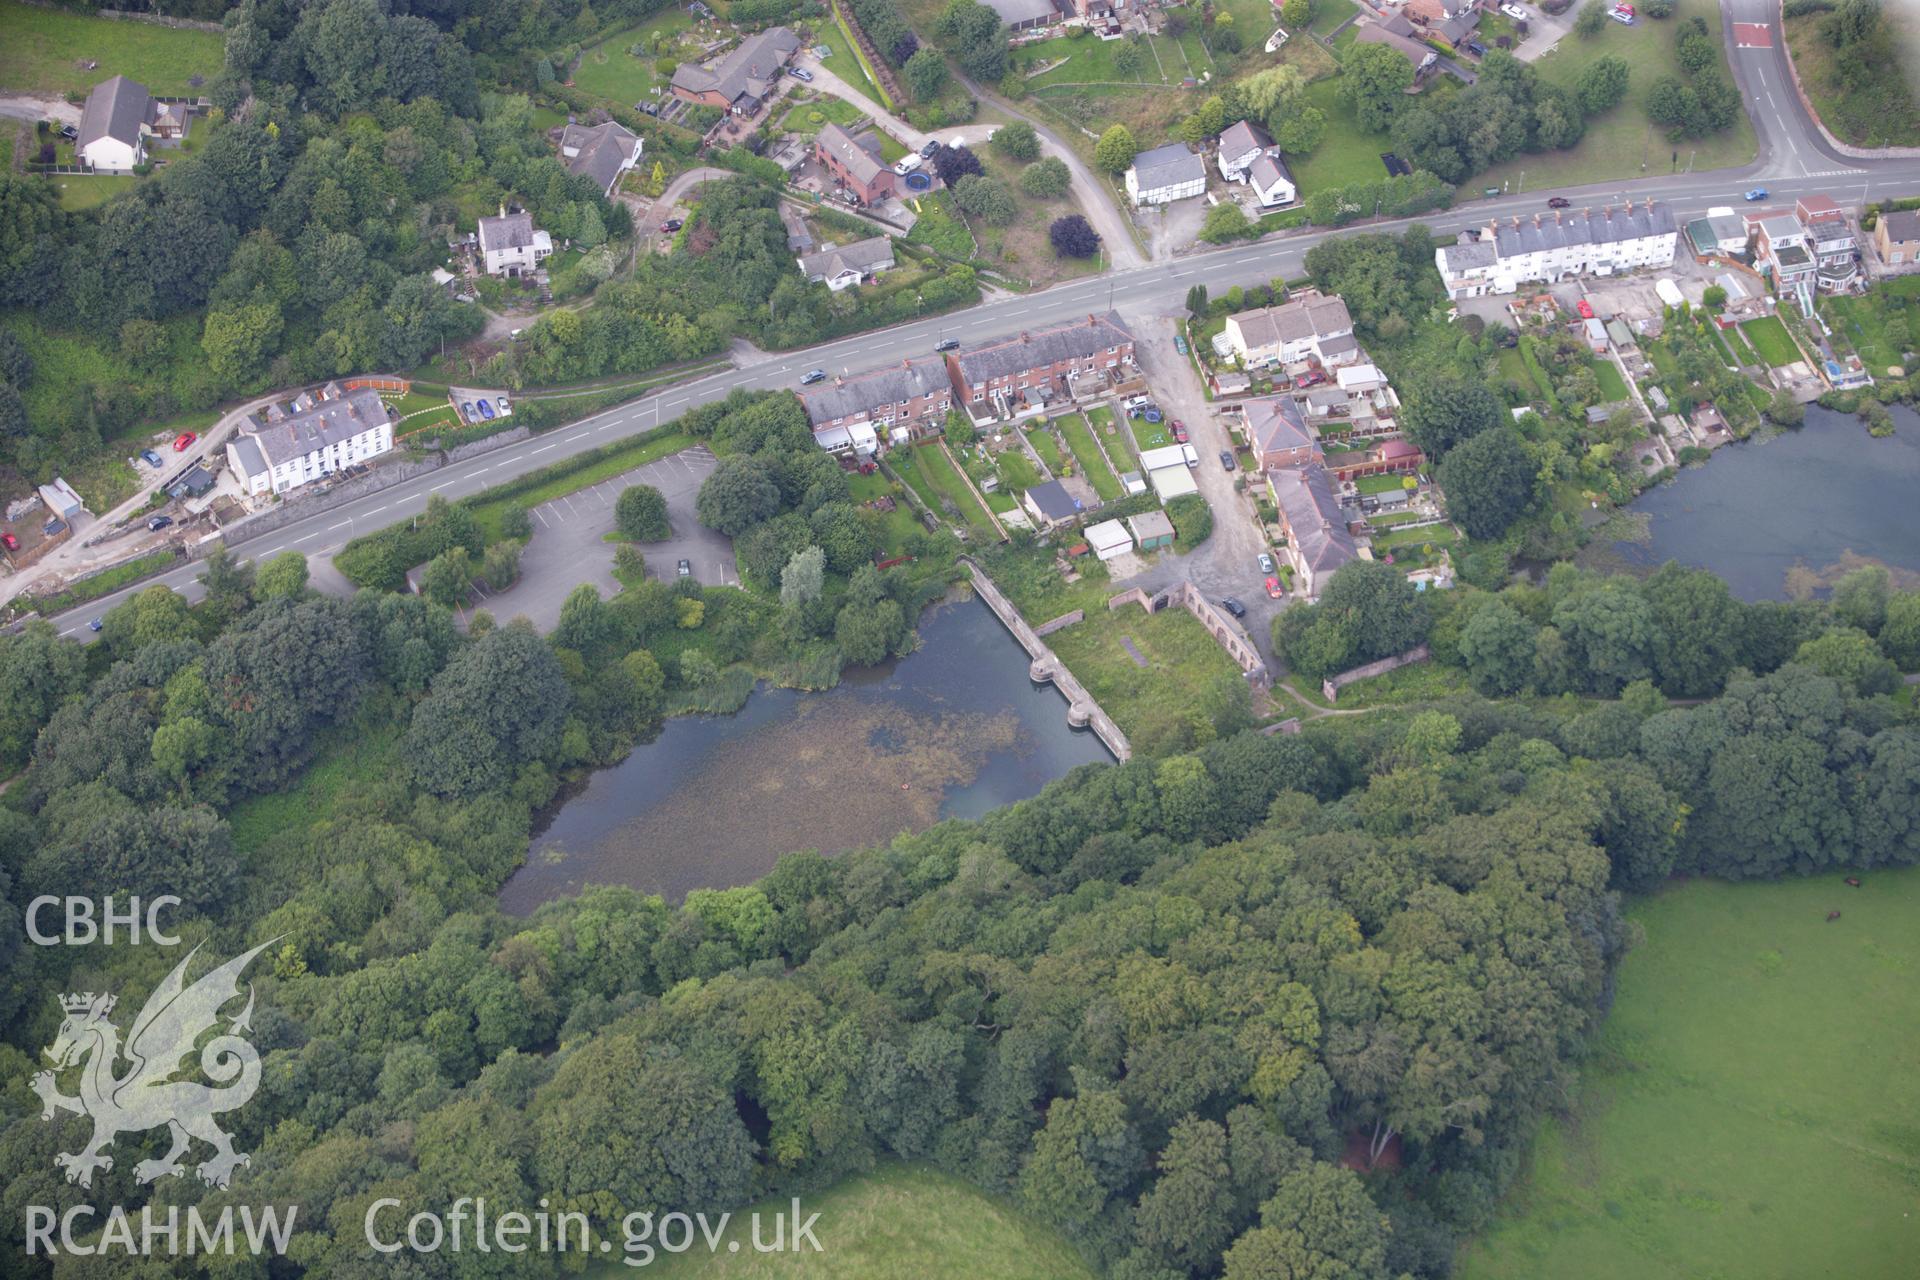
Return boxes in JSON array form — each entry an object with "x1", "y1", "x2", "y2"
[
  {"x1": 1230, "y1": 295, "x2": 1353, "y2": 351},
  {"x1": 953, "y1": 313, "x2": 1133, "y2": 385},
  {"x1": 559, "y1": 120, "x2": 640, "y2": 192},
  {"x1": 78, "y1": 75, "x2": 152, "y2": 151},
  {"x1": 1490, "y1": 203, "x2": 1677, "y2": 257},
  {"x1": 1130, "y1": 142, "x2": 1205, "y2": 193},
  {"x1": 229, "y1": 434, "x2": 268, "y2": 479},
  {"x1": 1245, "y1": 396, "x2": 1314, "y2": 455},
  {"x1": 799, "y1": 358, "x2": 946, "y2": 425},
  {"x1": 1269, "y1": 464, "x2": 1357, "y2": 578},
  {"x1": 1248, "y1": 151, "x2": 1293, "y2": 193},
  {"x1": 797, "y1": 234, "x2": 895, "y2": 282},
  {"x1": 671, "y1": 27, "x2": 801, "y2": 105},
  {"x1": 1881, "y1": 209, "x2": 1920, "y2": 243},
  {"x1": 1025, "y1": 479, "x2": 1080, "y2": 523},
  {"x1": 1354, "y1": 19, "x2": 1432, "y2": 71},
  {"x1": 1437, "y1": 10, "x2": 1479, "y2": 41},
  {"x1": 478, "y1": 210, "x2": 537, "y2": 254},
  {"x1": 1218, "y1": 119, "x2": 1271, "y2": 162},
  {"x1": 1438, "y1": 241, "x2": 1498, "y2": 276},
  {"x1": 816, "y1": 124, "x2": 889, "y2": 188},
  {"x1": 240, "y1": 387, "x2": 390, "y2": 466}
]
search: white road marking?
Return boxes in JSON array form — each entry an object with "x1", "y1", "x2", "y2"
[
  {"x1": 329, "y1": 521, "x2": 351, "y2": 531},
  {"x1": 533, "y1": 443, "x2": 558, "y2": 453},
  {"x1": 431, "y1": 481, "x2": 455, "y2": 491}
]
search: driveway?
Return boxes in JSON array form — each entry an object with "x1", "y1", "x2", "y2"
[
  {"x1": 0, "y1": 94, "x2": 77, "y2": 126},
  {"x1": 1509, "y1": 1, "x2": 1576, "y2": 62},
  {"x1": 1116, "y1": 314, "x2": 1285, "y2": 665},
  {"x1": 789, "y1": 51, "x2": 1145, "y2": 269},
  {"x1": 1141, "y1": 196, "x2": 1211, "y2": 261},
  {"x1": 465, "y1": 444, "x2": 731, "y2": 630}
]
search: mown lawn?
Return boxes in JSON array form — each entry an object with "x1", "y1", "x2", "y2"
[
  {"x1": 1740, "y1": 315, "x2": 1801, "y2": 367},
  {"x1": 1289, "y1": 77, "x2": 1394, "y2": 195},
  {"x1": 1458, "y1": 868, "x2": 1920, "y2": 1280},
  {"x1": 51, "y1": 174, "x2": 140, "y2": 212},
  {"x1": 778, "y1": 94, "x2": 868, "y2": 138},
  {"x1": 1590, "y1": 358, "x2": 1630, "y2": 401},
  {"x1": 826, "y1": 8, "x2": 891, "y2": 111},
  {"x1": 1055, "y1": 412, "x2": 1121, "y2": 501},
  {"x1": 570, "y1": 10, "x2": 694, "y2": 105},
  {"x1": 594, "y1": 1163, "x2": 1097, "y2": 1279},
  {"x1": 904, "y1": 191, "x2": 975, "y2": 261},
  {"x1": 994, "y1": 446, "x2": 1041, "y2": 493},
  {"x1": 1477, "y1": 0, "x2": 1756, "y2": 192},
  {"x1": 0, "y1": 0, "x2": 224, "y2": 95},
  {"x1": 1024, "y1": 424, "x2": 1067, "y2": 473}
]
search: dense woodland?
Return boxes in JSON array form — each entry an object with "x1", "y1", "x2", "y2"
[{"x1": 2, "y1": 470, "x2": 1917, "y2": 1274}]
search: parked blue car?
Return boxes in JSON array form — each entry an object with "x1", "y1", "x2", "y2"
[
  {"x1": 1744, "y1": 188, "x2": 1769, "y2": 202},
  {"x1": 477, "y1": 399, "x2": 495, "y2": 419},
  {"x1": 140, "y1": 449, "x2": 164, "y2": 469}
]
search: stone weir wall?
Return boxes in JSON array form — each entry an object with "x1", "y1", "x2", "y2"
[{"x1": 959, "y1": 558, "x2": 1132, "y2": 762}]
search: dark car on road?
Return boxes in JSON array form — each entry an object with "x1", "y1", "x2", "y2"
[
  {"x1": 88, "y1": 618, "x2": 102, "y2": 633},
  {"x1": 801, "y1": 369, "x2": 827, "y2": 385},
  {"x1": 1219, "y1": 597, "x2": 1247, "y2": 619},
  {"x1": 1547, "y1": 196, "x2": 1571, "y2": 209},
  {"x1": 147, "y1": 515, "x2": 173, "y2": 532},
  {"x1": 935, "y1": 337, "x2": 960, "y2": 352},
  {"x1": 660, "y1": 218, "x2": 683, "y2": 232},
  {"x1": 1219, "y1": 449, "x2": 1236, "y2": 471}
]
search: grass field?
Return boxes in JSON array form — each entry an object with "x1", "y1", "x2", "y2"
[
  {"x1": 904, "y1": 442, "x2": 996, "y2": 538},
  {"x1": 1050, "y1": 603, "x2": 1249, "y2": 746},
  {"x1": 592, "y1": 1164, "x2": 1096, "y2": 1279},
  {"x1": 1055, "y1": 412, "x2": 1121, "y2": 501},
  {"x1": 1783, "y1": 13, "x2": 1920, "y2": 149},
  {"x1": 49, "y1": 173, "x2": 139, "y2": 211},
  {"x1": 228, "y1": 722, "x2": 404, "y2": 854},
  {"x1": 0, "y1": 0, "x2": 224, "y2": 96},
  {"x1": 1459, "y1": 868, "x2": 1920, "y2": 1280},
  {"x1": 1590, "y1": 358, "x2": 1630, "y2": 402},
  {"x1": 570, "y1": 11, "x2": 695, "y2": 105},
  {"x1": 778, "y1": 95, "x2": 868, "y2": 139},
  {"x1": 1478, "y1": 0, "x2": 1755, "y2": 193},
  {"x1": 1740, "y1": 315, "x2": 1801, "y2": 367},
  {"x1": 848, "y1": 469, "x2": 924, "y2": 556},
  {"x1": 826, "y1": 6, "x2": 890, "y2": 111},
  {"x1": 993, "y1": 445, "x2": 1041, "y2": 493},
  {"x1": 904, "y1": 191, "x2": 975, "y2": 261},
  {"x1": 1131, "y1": 415, "x2": 1174, "y2": 452},
  {"x1": 1290, "y1": 78, "x2": 1395, "y2": 194},
  {"x1": 1024, "y1": 423, "x2": 1067, "y2": 473}
]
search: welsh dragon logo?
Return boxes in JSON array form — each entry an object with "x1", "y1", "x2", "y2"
[{"x1": 32, "y1": 940, "x2": 275, "y2": 1190}]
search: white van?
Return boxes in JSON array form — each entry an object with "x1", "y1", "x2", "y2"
[{"x1": 1182, "y1": 444, "x2": 1199, "y2": 469}]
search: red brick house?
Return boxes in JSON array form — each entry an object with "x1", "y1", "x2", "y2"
[
  {"x1": 946, "y1": 313, "x2": 1136, "y2": 422},
  {"x1": 799, "y1": 358, "x2": 954, "y2": 454},
  {"x1": 1244, "y1": 396, "x2": 1322, "y2": 471},
  {"x1": 815, "y1": 124, "x2": 897, "y2": 207}
]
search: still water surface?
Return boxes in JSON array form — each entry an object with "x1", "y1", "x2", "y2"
[
  {"x1": 499, "y1": 596, "x2": 1114, "y2": 912},
  {"x1": 1616, "y1": 403, "x2": 1920, "y2": 600}
]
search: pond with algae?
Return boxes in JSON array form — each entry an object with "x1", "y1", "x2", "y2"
[{"x1": 499, "y1": 596, "x2": 1114, "y2": 911}]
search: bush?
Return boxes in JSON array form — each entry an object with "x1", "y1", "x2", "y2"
[
  {"x1": 1019, "y1": 156, "x2": 1071, "y2": 199},
  {"x1": 1167, "y1": 494, "x2": 1212, "y2": 546},
  {"x1": 616, "y1": 484, "x2": 671, "y2": 541},
  {"x1": 992, "y1": 120, "x2": 1040, "y2": 161},
  {"x1": 1049, "y1": 214, "x2": 1101, "y2": 259}
]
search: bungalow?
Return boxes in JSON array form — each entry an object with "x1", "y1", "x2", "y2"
[
  {"x1": 1222, "y1": 294, "x2": 1356, "y2": 368},
  {"x1": 815, "y1": 124, "x2": 896, "y2": 207},
  {"x1": 227, "y1": 384, "x2": 394, "y2": 496},
  {"x1": 1217, "y1": 119, "x2": 1273, "y2": 183},
  {"x1": 558, "y1": 119, "x2": 643, "y2": 195},
  {"x1": 799, "y1": 358, "x2": 953, "y2": 453},
  {"x1": 797, "y1": 235, "x2": 896, "y2": 291},
  {"x1": 1022, "y1": 479, "x2": 1082, "y2": 530},
  {"x1": 1873, "y1": 209, "x2": 1920, "y2": 267},
  {"x1": 1268, "y1": 463, "x2": 1358, "y2": 598},
  {"x1": 670, "y1": 26, "x2": 802, "y2": 115},
  {"x1": 1126, "y1": 142, "x2": 1207, "y2": 207},
  {"x1": 76, "y1": 75, "x2": 185, "y2": 172},
  {"x1": 476, "y1": 207, "x2": 552, "y2": 277},
  {"x1": 1244, "y1": 396, "x2": 1321, "y2": 470}
]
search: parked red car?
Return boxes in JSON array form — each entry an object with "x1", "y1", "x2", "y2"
[
  {"x1": 1294, "y1": 369, "x2": 1327, "y2": 389},
  {"x1": 172, "y1": 431, "x2": 197, "y2": 452},
  {"x1": 1171, "y1": 420, "x2": 1189, "y2": 443},
  {"x1": 1266, "y1": 576, "x2": 1283, "y2": 599},
  {"x1": 1576, "y1": 299, "x2": 1595, "y2": 319},
  {"x1": 1, "y1": 534, "x2": 16, "y2": 551}
]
